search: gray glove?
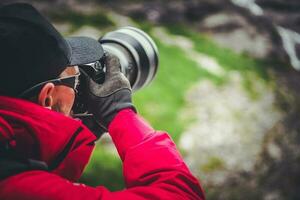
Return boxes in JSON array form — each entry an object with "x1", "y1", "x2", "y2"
[{"x1": 84, "y1": 54, "x2": 136, "y2": 129}]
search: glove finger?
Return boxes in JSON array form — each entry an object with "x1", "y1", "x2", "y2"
[{"x1": 105, "y1": 54, "x2": 121, "y2": 77}]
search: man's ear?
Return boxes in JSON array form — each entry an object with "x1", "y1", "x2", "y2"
[{"x1": 38, "y1": 83, "x2": 55, "y2": 108}]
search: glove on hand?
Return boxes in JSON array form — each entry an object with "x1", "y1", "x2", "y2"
[{"x1": 84, "y1": 54, "x2": 136, "y2": 129}]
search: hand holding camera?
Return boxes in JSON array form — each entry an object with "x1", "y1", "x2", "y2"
[{"x1": 82, "y1": 53, "x2": 136, "y2": 129}]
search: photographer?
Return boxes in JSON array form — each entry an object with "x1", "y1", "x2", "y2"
[{"x1": 0, "y1": 3, "x2": 205, "y2": 200}]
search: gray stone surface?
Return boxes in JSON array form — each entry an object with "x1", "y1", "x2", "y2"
[
  {"x1": 200, "y1": 12, "x2": 274, "y2": 59},
  {"x1": 179, "y1": 72, "x2": 282, "y2": 185}
]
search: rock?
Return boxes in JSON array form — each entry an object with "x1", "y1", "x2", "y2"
[
  {"x1": 256, "y1": 0, "x2": 300, "y2": 33},
  {"x1": 122, "y1": 1, "x2": 186, "y2": 24},
  {"x1": 190, "y1": 2, "x2": 288, "y2": 63},
  {"x1": 177, "y1": 58, "x2": 300, "y2": 200},
  {"x1": 179, "y1": 72, "x2": 283, "y2": 187},
  {"x1": 255, "y1": 111, "x2": 300, "y2": 200},
  {"x1": 198, "y1": 11, "x2": 280, "y2": 59},
  {"x1": 232, "y1": 0, "x2": 300, "y2": 70}
]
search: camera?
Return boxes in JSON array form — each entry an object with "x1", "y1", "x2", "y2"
[{"x1": 72, "y1": 26, "x2": 159, "y2": 119}]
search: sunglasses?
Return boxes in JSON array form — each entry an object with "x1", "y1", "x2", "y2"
[{"x1": 19, "y1": 73, "x2": 80, "y2": 99}]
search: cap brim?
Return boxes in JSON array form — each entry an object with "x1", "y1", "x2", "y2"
[{"x1": 66, "y1": 36, "x2": 104, "y2": 66}]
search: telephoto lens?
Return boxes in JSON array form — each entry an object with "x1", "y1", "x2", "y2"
[
  {"x1": 72, "y1": 27, "x2": 159, "y2": 137},
  {"x1": 99, "y1": 26, "x2": 159, "y2": 91}
]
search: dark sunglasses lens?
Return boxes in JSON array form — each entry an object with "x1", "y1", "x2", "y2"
[
  {"x1": 61, "y1": 77, "x2": 76, "y2": 88},
  {"x1": 55, "y1": 75, "x2": 80, "y2": 91}
]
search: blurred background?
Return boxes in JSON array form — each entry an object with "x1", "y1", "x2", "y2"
[{"x1": 2, "y1": 0, "x2": 300, "y2": 199}]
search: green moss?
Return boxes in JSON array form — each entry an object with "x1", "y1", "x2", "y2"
[
  {"x1": 165, "y1": 24, "x2": 273, "y2": 95},
  {"x1": 201, "y1": 157, "x2": 225, "y2": 173}
]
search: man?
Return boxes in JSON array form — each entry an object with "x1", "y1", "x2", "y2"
[{"x1": 0, "y1": 3, "x2": 205, "y2": 200}]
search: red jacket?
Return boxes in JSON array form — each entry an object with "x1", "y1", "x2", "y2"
[{"x1": 0, "y1": 96, "x2": 205, "y2": 200}]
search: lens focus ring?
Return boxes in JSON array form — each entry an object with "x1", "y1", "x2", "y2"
[{"x1": 99, "y1": 27, "x2": 159, "y2": 91}]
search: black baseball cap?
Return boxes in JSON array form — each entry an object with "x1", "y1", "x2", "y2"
[{"x1": 0, "y1": 3, "x2": 104, "y2": 97}]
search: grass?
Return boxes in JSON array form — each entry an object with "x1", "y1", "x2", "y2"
[{"x1": 79, "y1": 145, "x2": 124, "y2": 190}]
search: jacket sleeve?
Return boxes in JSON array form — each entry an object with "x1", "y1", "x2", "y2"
[
  {"x1": 0, "y1": 109, "x2": 205, "y2": 200},
  {"x1": 106, "y1": 109, "x2": 205, "y2": 200}
]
